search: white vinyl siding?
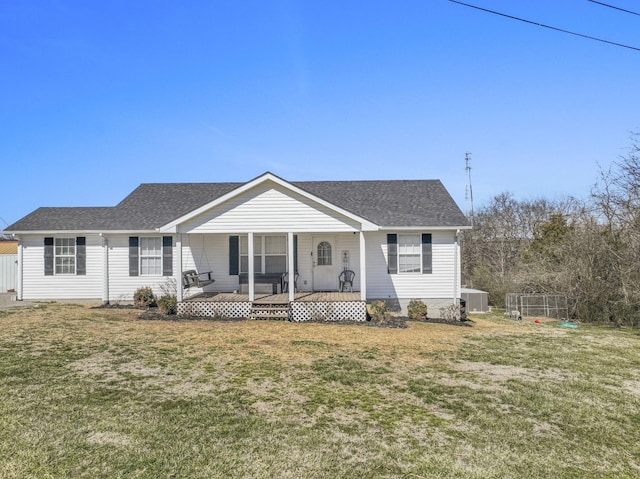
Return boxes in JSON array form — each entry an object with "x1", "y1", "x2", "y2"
[
  {"x1": 179, "y1": 184, "x2": 362, "y2": 234},
  {"x1": 16, "y1": 228, "x2": 460, "y2": 305},
  {"x1": 366, "y1": 231, "x2": 458, "y2": 300},
  {"x1": 19, "y1": 234, "x2": 103, "y2": 300},
  {"x1": 108, "y1": 235, "x2": 177, "y2": 301},
  {"x1": 181, "y1": 234, "x2": 236, "y2": 293}
]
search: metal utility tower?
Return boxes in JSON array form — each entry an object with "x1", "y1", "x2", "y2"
[{"x1": 465, "y1": 152, "x2": 474, "y2": 224}]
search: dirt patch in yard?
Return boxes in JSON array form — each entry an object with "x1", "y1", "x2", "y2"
[{"x1": 2, "y1": 303, "x2": 545, "y2": 365}]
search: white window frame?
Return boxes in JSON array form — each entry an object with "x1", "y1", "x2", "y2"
[
  {"x1": 397, "y1": 234, "x2": 421, "y2": 274},
  {"x1": 55, "y1": 237, "x2": 76, "y2": 275},
  {"x1": 139, "y1": 237, "x2": 162, "y2": 276},
  {"x1": 240, "y1": 235, "x2": 287, "y2": 274}
]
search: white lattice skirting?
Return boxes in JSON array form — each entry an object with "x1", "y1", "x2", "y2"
[
  {"x1": 290, "y1": 301, "x2": 367, "y2": 322},
  {"x1": 178, "y1": 300, "x2": 367, "y2": 321},
  {"x1": 177, "y1": 301, "x2": 252, "y2": 318}
]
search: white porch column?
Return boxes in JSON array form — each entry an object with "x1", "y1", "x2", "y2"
[
  {"x1": 176, "y1": 233, "x2": 183, "y2": 302},
  {"x1": 16, "y1": 237, "x2": 23, "y2": 301},
  {"x1": 288, "y1": 231, "x2": 295, "y2": 302},
  {"x1": 359, "y1": 231, "x2": 367, "y2": 301},
  {"x1": 454, "y1": 230, "x2": 460, "y2": 305},
  {"x1": 101, "y1": 234, "x2": 109, "y2": 304},
  {"x1": 248, "y1": 232, "x2": 255, "y2": 301}
]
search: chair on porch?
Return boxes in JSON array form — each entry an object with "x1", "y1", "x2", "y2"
[
  {"x1": 281, "y1": 272, "x2": 299, "y2": 293},
  {"x1": 339, "y1": 269, "x2": 355, "y2": 293}
]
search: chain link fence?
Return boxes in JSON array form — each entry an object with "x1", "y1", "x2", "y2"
[{"x1": 505, "y1": 294, "x2": 568, "y2": 320}]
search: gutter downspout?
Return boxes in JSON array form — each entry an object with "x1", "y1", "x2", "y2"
[
  {"x1": 100, "y1": 234, "x2": 109, "y2": 304},
  {"x1": 16, "y1": 236, "x2": 23, "y2": 301},
  {"x1": 454, "y1": 229, "x2": 460, "y2": 307}
]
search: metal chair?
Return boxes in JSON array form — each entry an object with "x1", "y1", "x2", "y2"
[
  {"x1": 338, "y1": 269, "x2": 355, "y2": 292},
  {"x1": 282, "y1": 272, "x2": 298, "y2": 293}
]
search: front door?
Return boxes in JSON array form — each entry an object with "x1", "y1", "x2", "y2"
[{"x1": 312, "y1": 236, "x2": 337, "y2": 291}]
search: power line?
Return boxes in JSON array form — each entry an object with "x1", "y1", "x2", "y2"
[
  {"x1": 587, "y1": 0, "x2": 640, "y2": 17},
  {"x1": 449, "y1": 0, "x2": 640, "y2": 52}
]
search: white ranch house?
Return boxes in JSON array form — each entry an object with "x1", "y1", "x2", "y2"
[{"x1": 4, "y1": 172, "x2": 470, "y2": 321}]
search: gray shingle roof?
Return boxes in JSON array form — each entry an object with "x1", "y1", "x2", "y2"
[
  {"x1": 5, "y1": 207, "x2": 120, "y2": 232},
  {"x1": 294, "y1": 179, "x2": 468, "y2": 227},
  {"x1": 5, "y1": 176, "x2": 468, "y2": 232}
]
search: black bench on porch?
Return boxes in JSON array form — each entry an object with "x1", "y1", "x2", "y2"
[{"x1": 238, "y1": 273, "x2": 284, "y2": 294}]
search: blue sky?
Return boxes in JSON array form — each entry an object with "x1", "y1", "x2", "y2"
[{"x1": 1, "y1": 0, "x2": 639, "y2": 227}]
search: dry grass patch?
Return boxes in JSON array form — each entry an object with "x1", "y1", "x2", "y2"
[{"x1": 1, "y1": 303, "x2": 639, "y2": 478}]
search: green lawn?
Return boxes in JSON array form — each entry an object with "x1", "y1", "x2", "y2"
[{"x1": 1, "y1": 304, "x2": 639, "y2": 478}]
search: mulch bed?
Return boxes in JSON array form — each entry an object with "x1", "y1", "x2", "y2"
[
  {"x1": 95, "y1": 304, "x2": 472, "y2": 328},
  {"x1": 137, "y1": 309, "x2": 472, "y2": 329}
]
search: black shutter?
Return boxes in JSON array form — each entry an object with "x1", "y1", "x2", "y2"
[
  {"x1": 162, "y1": 236, "x2": 173, "y2": 276},
  {"x1": 229, "y1": 236, "x2": 239, "y2": 275},
  {"x1": 293, "y1": 235, "x2": 298, "y2": 273},
  {"x1": 422, "y1": 234, "x2": 432, "y2": 274},
  {"x1": 76, "y1": 237, "x2": 86, "y2": 276},
  {"x1": 44, "y1": 237, "x2": 54, "y2": 276},
  {"x1": 129, "y1": 237, "x2": 139, "y2": 276},
  {"x1": 387, "y1": 234, "x2": 397, "y2": 274}
]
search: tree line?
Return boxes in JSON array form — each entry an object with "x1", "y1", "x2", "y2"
[{"x1": 462, "y1": 135, "x2": 640, "y2": 326}]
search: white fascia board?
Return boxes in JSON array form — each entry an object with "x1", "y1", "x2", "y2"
[
  {"x1": 4, "y1": 230, "x2": 161, "y2": 235},
  {"x1": 378, "y1": 225, "x2": 472, "y2": 231},
  {"x1": 159, "y1": 172, "x2": 379, "y2": 232}
]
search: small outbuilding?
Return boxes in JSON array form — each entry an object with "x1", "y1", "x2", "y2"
[{"x1": 461, "y1": 288, "x2": 489, "y2": 313}]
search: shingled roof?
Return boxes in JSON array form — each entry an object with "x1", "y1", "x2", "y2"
[{"x1": 5, "y1": 175, "x2": 469, "y2": 232}]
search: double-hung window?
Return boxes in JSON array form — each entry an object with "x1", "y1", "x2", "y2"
[
  {"x1": 387, "y1": 233, "x2": 432, "y2": 274},
  {"x1": 55, "y1": 238, "x2": 76, "y2": 274},
  {"x1": 240, "y1": 235, "x2": 287, "y2": 274},
  {"x1": 44, "y1": 237, "x2": 86, "y2": 276},
  {"x1": 128, "y1": 236, "x2": 172, "y2": 277},
  {"x1": 398, "y1": 234, "x2": 421, "y2": 273},
  {"x1": 264, "y1": 236, "x2": 287, "y2": 273},
  {"x1": 140, "y1": 237, "x2": 162, "y2": 276}
]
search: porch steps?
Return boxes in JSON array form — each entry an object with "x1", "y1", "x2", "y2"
[{"x1": 248, "y1": 302, "x2": 290, "y2": 320}]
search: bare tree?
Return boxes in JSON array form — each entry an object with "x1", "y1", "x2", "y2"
[
  {"x1": 463, "y1": 135, "x2": 640, "y2": 325},
  {"x1": 462, "y1": 193, "x2": 565, "y2": 306},
  {"x1": 587, "y1": 135, "x2": 640, "y2": 324}
]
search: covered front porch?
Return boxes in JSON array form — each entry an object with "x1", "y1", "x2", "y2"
[
  {"x1": 177, "y1": 291, "x2": 367, "y2": 322},
  {"x1": 174, "y1": 230, "x2": 368, "y2": 303},
  {"x1": 161, "y1": 173, "x2": 380, "y2": 320}
]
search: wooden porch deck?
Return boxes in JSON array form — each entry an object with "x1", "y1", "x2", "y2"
[{"x1": 184, "y1": 291, "x2": 362, "y2": 303}]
